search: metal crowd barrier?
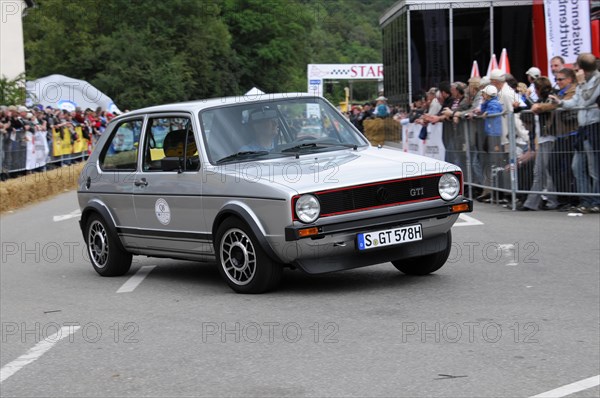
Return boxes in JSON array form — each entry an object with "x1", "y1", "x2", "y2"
[
  {"x1": 440, "y1": 105, "x2": 599, "y2": 210},
  {"x1": 1, "y1": 126, "x2": 95, "y2": 175}
]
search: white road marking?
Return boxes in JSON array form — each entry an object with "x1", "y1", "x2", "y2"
[
  {"x1": 454, "y1": 214, "x2": 484, "y2": 227},
  {"x1": 116, "y1": 266, "x2": 156, "y2": 293},
  {"x1": 530, "y1": 375, "x2": 600, "y2": 397},
  {"x1": 53, "y1": 210, "x2": 81, "y2": 222},
  {"x1": 0, "y1": 325, "x2": 81, "y2": 384}
]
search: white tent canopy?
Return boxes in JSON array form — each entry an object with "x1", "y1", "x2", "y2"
[{"x1": 26, "y1": 74, "x2": 121, "y2": 113}]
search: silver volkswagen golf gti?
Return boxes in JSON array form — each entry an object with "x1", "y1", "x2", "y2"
[{"x1": 78, "y1": 93, "x2": 472, "y2": 293}]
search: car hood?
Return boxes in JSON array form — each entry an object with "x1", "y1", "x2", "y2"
[{"x1": 215, "y1": 146, "x2": 461, "y2": 195}]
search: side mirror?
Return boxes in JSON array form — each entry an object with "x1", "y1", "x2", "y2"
[{"x1": 161, "y1": 156, "x2": 183, "y2": 173}]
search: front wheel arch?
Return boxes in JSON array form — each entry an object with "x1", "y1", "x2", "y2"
[
  {"x1": 212, "y1": 205, "x2": 284, "y2": 264},
  {"x1": 214, "y1": 216, "x2": 282, "y2": 293}
]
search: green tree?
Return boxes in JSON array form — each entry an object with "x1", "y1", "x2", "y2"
[
  {"x1": 222, "y1": 0, "x2": 315, "y2": 93},
  {"x1": 22, "y1": 0, "x2": 392, "y2": 109},
  {"x1": 92, "y1": 28, "x2": 196, "y2": 109},
  {"x1": 0, "y1": 74, "x2": 27, "y2": 105}
]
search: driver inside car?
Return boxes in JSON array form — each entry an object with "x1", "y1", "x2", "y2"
[{"x1": 240, "y1": 109, "x2": 280, "y2": 152}]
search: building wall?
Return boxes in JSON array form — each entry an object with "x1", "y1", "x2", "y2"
[{"x1": 0, "y1": 0, "x2": 27, "y2": 80}]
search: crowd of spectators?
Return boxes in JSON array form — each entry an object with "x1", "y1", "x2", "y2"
[
  {"x1": 0, "y1": 105, "x2": 117, "y2": 179},
  {"x1": 378, "y1": 53, "x2": 600, "y2": 214}
]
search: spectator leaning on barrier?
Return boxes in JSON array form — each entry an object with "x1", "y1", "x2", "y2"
[
  {"x1": 425, "y1": 87, "x2": 442, "y2": 116},
  {"x1": 475, "y1": 85, "x2": 504, "y2": 201},
  {"x1": 480, "y1": 85, "x2": 503, "y2": 141},
  {"x1": 402, "y1": 93, "x2": 427, "y2": 125},
  {"x1": 550, "y1": 55, "x2": 566, "y2": 89},
  {"x1": 489, "y1": 69, "x2": 517, "y2": 151},
  {"x1": 526, "y1": 67, "x2": 541, "y2": 102},
  {"x1": 466, "y1": 77, "x2": 483, "y2": 111},
  {"x1": 423, "y1": 81, "x2": 465, "y2": 168},
  {"x1": 534, "y1": 68, "x2": 579, "y2": 208},
  {"x1": 518, "y1": 77, "x2": 560, "y2": 211},
  {"x1": 552, "y1": 53, "x2": 600, "y2": 213},
  {"x1": 458, "y1": 77, "x2": 485, "y2": 189}
]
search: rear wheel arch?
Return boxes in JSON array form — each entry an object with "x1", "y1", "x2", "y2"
[
  {"x1": 80, "y1": 202, "x2": 127, "y2": 253},
  {"x1": 84, "y1": 213, "x2": 132, "y2": 276}
]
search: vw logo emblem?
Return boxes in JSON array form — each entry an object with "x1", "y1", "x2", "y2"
[{"x1": 376, "y1": 186, "x2": 390, "y2": 203}]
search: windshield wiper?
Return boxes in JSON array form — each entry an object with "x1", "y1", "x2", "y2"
[
  {"x1": 216, "y1": 151, "x2": 269, "y2": 164},
  {"x1": 280, "y1": 142, "x2": 358, "y2": 153}
]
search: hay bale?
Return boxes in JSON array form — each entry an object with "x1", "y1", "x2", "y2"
[
  {"x1": 363, "y1": 118, "x2": 400, "y2": 146},
  {"x1": 0, "y1": 163, "x2": 85, "y2": 213}
]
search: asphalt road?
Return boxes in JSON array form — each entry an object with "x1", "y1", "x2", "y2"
[{"x1": 1, "y1": 191, "x2": 599, "y2": 397}]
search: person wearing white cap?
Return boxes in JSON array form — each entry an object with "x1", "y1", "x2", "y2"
[
  {"x1": 372, "y1": 96, "x2": 390, "y2": 117},
  {"x1": 525, "y1": 66, "x2": 541, "y2": 102},
  {"x1": 489, "y1": 68, "x2": 518, "y2": 149},
  {"x1": 474, "y1": 84, "x2": 504, "y2": 201}
]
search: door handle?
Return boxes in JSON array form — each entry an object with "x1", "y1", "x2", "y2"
[{"x1": 134, "y1": 178, "x2": 148, "y2": 187}]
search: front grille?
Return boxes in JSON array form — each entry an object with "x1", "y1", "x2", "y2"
[{"x1": 298, "y1": 173, "x2": 457, "y2": 219}]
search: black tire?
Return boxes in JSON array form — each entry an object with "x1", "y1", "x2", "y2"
[
  {"x1": 391, "y1": 231, "x2": 452, "y2": 275},
  {"x1": 215, "y1": 217, "x2": 282, "y2": 294},
  {"x1": 85, "y1": 213, "x2": 132, "y2": 276}
]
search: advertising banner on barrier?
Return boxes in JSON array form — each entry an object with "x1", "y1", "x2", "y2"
[
  {"x1": 544, "y1": 0, "x2": 591, "y2": 71},
  {"x1": 402, "y1": 122, "x2": 445, "y2": 162},
  {"x1": 51, "y1": 128, "x2": 63, "y2": 157},
  {"x1": 60, "y1": 128, "x2": 72, "y2": 157},
  {"x1": 34, "y1": 130, "x2": 49, "y2": 169}
]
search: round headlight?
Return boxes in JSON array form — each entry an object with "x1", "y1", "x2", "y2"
[
  {"x1": 295, "y1": 194, "x2": 320, "y2": 223},
  {"x1": 438, "y1": 173, "x2": 460, "y2": 201}
]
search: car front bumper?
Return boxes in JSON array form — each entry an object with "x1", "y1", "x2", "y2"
[{"x1": 275, "y1": 197, "x2": 472, "y2": 273}]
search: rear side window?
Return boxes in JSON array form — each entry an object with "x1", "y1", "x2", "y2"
[{"x1": 100, "y1": 119, "x2": 143, "y2": 170}]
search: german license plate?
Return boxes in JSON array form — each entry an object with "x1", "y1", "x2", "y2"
[{"x1": 357, "y1": 224, "x2": 422, "y2": 251}]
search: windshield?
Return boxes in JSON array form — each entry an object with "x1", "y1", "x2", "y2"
[{"x1": 199, "y1": 97, "x2": 368, "y2": 164}]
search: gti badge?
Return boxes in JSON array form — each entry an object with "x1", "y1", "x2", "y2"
[{"x1": 410, "y1": 187, "x2": 424, "y2": 197}]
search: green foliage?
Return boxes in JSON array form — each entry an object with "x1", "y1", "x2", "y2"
[
  {"x1": 23, "y1": 0, "x2": 391, "y2": 109},
  {"x1": 0, "y1": 74, "x2": 27, "y2": 105}
]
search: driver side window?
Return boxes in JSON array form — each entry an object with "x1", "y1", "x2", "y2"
[{"x1": 142, "y1": 116, "x2": 199, "y2": 172}]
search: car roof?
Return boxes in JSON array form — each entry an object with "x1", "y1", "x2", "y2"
[{"x1": 112, "y1": 92, "x2": 321, "y2": 121}]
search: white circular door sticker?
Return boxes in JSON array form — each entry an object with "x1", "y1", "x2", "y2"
[{"x1": 155, "y1": 198, "x2": 171, "y2": 225}]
